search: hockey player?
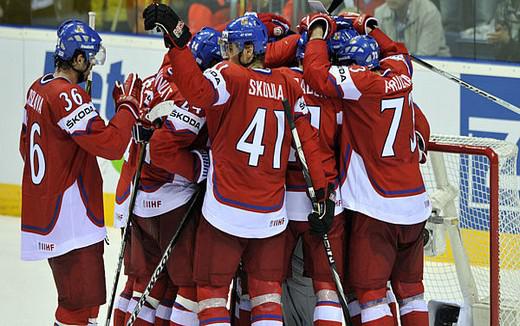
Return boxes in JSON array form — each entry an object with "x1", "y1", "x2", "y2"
[
  {"x1": 143, "y1": 4, "x2": 334, "y2": 325},
  {"x1": 19, "y1": 19, "x2": 143, "y2": 325},
  {"x1": 281, "y1": 26, "x2": 361, "y2": 326},
  {"x1": 120, "y1": 28, "x2": 220, "y2": 326},
  {"x1": 302, "y1": 13, "x2": 432, "y2": 326}
]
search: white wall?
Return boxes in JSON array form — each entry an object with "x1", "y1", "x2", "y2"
[{"x1": 1, "y1": 25, "x2": 519, "y2": 192}]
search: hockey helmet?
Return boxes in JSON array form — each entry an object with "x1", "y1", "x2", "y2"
[
  {"x1": 333, "y1": 15, "x2": 354, "y2": 31},
  {"x1": 190, "y1": 27, "x2": 223, "y2": 70},
  {"x1": 55, "y1": 19, "x2": 105, "y2": 65},
  {"x1": 220, "y1": 13, "x2": 268, "y2": 59},
  {"x1": 342, "y1": 35, "x2": 380, "y2": 69},
  {"x1": 328, "y1": 27, "x2": 359, "y2": 65}
]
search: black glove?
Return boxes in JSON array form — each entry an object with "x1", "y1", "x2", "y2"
[
  {"x1": 142, "y1": 3, "x2": 191, "y2": 48},
  {"x1": 132, "y1": 123, "x2": 154, "y2": 143},
  {"x1": 308, "y1": 184, "x2": 336, "y2": 236}
]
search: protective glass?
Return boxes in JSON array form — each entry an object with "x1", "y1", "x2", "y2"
[{"x1": 90, "y1": 45, "x2": 106, "y2": 65}]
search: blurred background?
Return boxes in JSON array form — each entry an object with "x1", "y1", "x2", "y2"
[{"x1": 0, "y1": 0, "x2": 519, "y2": 63}]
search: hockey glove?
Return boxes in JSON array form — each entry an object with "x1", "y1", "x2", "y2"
[
  {"x1": 191, "y1": 148, "x2": 210, "y2": 184},
  {"x1": 308, "y1": 184, "x2": 336, "y2": 236},
  {"x1": 132, "y1": 123, "x2": 154, "y2": 143},
  {"x1": 339, "y1": 12, "x2": 378, "y2": 35},
  {"x1": 297, "y1": 15, "x2": 311, "y2": 34},
  {"x1": 143, "y1": 3, "x2": 191, "y2": 49},
  {"x1": 113, "y1": 73, "x2": 143, "y2": 120},
  {"x1": 307, "y1": 13, "x2": 337, "y2": 40},
  {"x1": 258, "y1": 13, "x2": 292, "y2": 40}
]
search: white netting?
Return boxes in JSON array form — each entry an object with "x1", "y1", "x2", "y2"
[{"x1": 420, "y1": 135, "x2": 520, "y2": 325}]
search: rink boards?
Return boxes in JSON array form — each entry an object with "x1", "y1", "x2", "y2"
[{"x1": 0, "y1": 25, "x2": 519, "y2": 265}]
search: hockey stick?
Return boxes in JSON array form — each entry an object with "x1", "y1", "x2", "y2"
[
  {"x1": 308, "y1": 0, "x2": 520, "y2": 116},
  {"x1": 127, "y1": 189, "x2": 201, "y2": 326},
  {"x1": 86, "y1": 11, "x2": 96, "y2": 95},
  {"x1": 410, "y1": 55, "x2": 520, "y2": 115},
  {"x1": 105, "y1": 142, "x2": 147, "y2": 326},
  {"x1": 229, "y1": 266, "x2": 239, "y2": 326},
  {"x1": 282, "y1": 99, "x2": 352, "y2": 325}
]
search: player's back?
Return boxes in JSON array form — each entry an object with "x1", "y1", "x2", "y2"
[
  {"x1": 341, "y1": 58, "x2": 421, "y2": 195},
  {"x1": 202, "y1": 63, "x2": 305, "y2": 238},
  {"x1": 20, "y1": 74, "x2": 105, "y2": 260},
  {"x1": 284, "y1": 67, "x2": 343, "y2": 221},
  {"x1": 336, "y1": 57, "x2": 431, "y2": 224}
]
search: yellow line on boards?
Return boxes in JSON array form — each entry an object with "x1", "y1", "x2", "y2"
[{"x1": 0, "y1": 183, "x2": 116, "y2": 227}]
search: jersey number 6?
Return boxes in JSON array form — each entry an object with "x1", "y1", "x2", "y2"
[{"x1": 29, "y1": 122, "x2": 46, "y2": 185}]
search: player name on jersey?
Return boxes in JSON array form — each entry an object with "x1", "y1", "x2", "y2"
[
  {"x1": 248, "y1": 79, "x2": 285, "y2": 100},
  {"x1": 384, "y1": 74, "x2": 412, "y2": 94},
  {"x1": 26, "y1": 89, "x2": 44, "y2": 114}
]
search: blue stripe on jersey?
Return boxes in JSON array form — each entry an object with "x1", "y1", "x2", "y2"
[
  {"x1": 78, "y1": 175, "x2": 104, "y2": 226},
  {"x1": 116, "y1": 184, "x2": 131, "y2": 203},
  {"x1": 21, "y1": 194, "x2": 62, "y2": 234},
  {"x1": 200, "y1": 317, "x2": 230, "y2": 325},
  {"x1": 251, "y1": 314, "x2": 283, "y2": 322},
  {"x1": 212, "y1": 171, "x2": 285, "y2": 212}
]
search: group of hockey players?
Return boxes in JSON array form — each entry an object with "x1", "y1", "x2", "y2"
[{"x1": 19, "y1": 2, "x2": 433, "y2": 326}]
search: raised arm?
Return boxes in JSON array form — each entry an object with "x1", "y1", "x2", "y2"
[{"x1": 54, "y1": 75, "x2": 141, "y2": 160}]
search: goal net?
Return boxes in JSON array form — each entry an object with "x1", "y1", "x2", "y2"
[{"x1": 420, "y1": 135, "x2": 520, "y2": 326}]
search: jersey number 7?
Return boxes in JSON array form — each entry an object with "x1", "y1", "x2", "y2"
[{"x1": 381, "y1": 96, "x2": 417, "y2": 158}]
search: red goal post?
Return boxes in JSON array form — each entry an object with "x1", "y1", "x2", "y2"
[{"x1": 421, "y1": 135, "x2": 520, "y2": 326}]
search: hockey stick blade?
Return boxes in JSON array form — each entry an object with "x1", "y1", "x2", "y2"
[{"x1": 145, "y1": 100, "x2": 174, "y2": 122}]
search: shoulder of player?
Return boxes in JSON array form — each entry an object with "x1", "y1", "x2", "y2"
[{"x1": 379, "y1": 54, "x2": 412, "y2": 76}]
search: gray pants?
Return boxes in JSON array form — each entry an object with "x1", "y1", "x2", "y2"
[{"x1": 282, "y1": 239, "x2": 316, "y2": 325}]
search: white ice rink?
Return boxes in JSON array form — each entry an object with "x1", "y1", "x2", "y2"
[{"x1": 0, "y1": 215, "x2": 124, "y2": 325}]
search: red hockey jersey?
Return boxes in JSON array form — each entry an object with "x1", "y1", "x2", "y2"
[
  {"x1": 303, "y1": 30, "x2": 431, "y2": 225},
  {"x1": 167, "y1": 46, "x2": 328, "y2": 238},
  {"x1": 114, "y1": 59, "x2": 207, "y2": 223},
  {"x1": 284, "y1": 67, "x2": 344, "y2": 221},
  {"x1": 20, "y1": 74, "x2": 135, "y2": 260}
]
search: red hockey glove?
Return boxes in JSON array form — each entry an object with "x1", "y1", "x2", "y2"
[
  {"x1": 143, "y1": 3, "x2": 191, "y2": 48},
  {"x1": 258, "y1": 13, "x2": 292, "y2": 39},
  {"x1": 308, "y1": 183, "x2": 336, "y2": 236},
  {"x1": 297, "y1": 15, "x2": 311, "y2": 34},
  {"x1": 191, "y1": 148, "x2": 210, "y2": 184},
  {"x1": 114, "y1": 73, "x2": 143, "y2": 120},
  {"x1": 307, "y1": 13, "x2": 337, "y2": 40},
  {"x1": 339, "y1": 11, "x2": 378, "y2": 35}
]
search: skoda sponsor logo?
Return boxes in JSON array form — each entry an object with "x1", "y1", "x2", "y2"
[{"x1": 66, "y1": 104, "x2": 96, "y2": 129}]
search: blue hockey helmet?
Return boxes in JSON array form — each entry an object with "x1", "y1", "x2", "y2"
[
  {"x1": 328, "y1": 27, "x2": 359, "y2": 64},
  {"x1": 342, "y1": 35, "x2": 380, "y2": 69},
  {"x1": 333, "y1": 15, "x2": 354, "y2": 31},
  {"x1": 295, "y1": 31, "x2": 308, "y2": 62},
  {"x1": 220, "y1": 13, "x2": 268, "y2": 58},
  {"x1": 55, "y1": 19, "x2": 105, "y2": 65},
  {"x1": 190, "y1": 27, "x2": 223, "y2": 70}
]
